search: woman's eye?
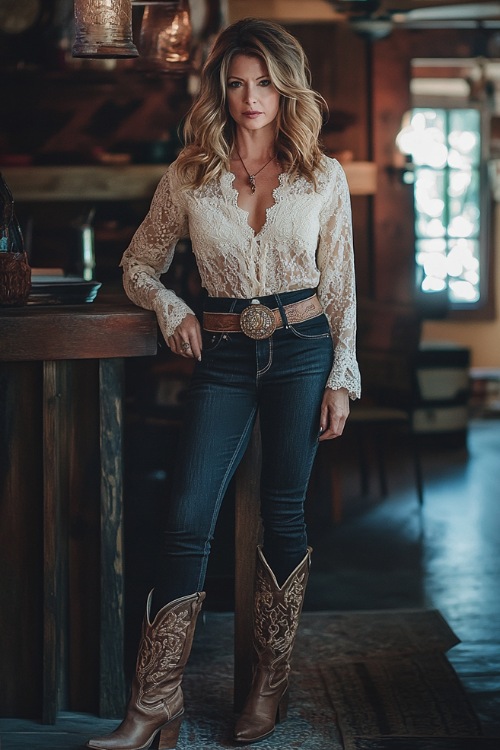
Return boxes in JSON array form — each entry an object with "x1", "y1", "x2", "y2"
[
  {"x1": 259, "y1": 79, "x2": 271, "y2": 87},
  {"x1": 228, "y1": 80, "x2": 241, "y2": 88}
]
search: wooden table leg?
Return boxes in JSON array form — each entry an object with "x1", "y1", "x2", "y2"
[
  {"x1": 42, "y1": 360, "x2": 69, "y2": 724},
  {"x1": 99, "y1": 358, "x2": 127, "y2": 717},
  {"x1": 41, "y1": 358, "x2": 127, "y2": 721},
  {"x1": 234, "y1": 421, "x2": 262, "y2": 713}
]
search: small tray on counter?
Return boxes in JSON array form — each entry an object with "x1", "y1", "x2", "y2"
[{"x1": 28, "y1": 276, "x2": 102, "y2": 305}]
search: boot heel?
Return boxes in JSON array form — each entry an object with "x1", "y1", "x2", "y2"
[
  {"x1": 277, "y1": 689, "x2": 289, "y2": 723},
  {"x1": 157, "y1": 714, "x2": 183, "y2": 749}
]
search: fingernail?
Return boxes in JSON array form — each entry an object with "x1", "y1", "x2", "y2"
[{"x1": 198, "y1": 356, "x2": 202, "y2": 362}]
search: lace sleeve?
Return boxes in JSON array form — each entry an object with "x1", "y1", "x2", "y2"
[
  {"x1": 120, "y1": 166, "x2": 194, "y2": 341},
  {"x1": 317, "y1": 160, "x2": 361, "y2": 400}
]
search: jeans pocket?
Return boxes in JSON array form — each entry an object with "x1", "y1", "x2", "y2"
[{"x1": 288, "y1": 314, "x2": 331, "y2": 340}]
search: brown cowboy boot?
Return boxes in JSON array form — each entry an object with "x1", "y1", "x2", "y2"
[
  {"x1": 87, "y1": 590, "x2": 205, "y2": 750},
  {"x1": 234, "y1": 546, "x2": 312, "y2": 744}
]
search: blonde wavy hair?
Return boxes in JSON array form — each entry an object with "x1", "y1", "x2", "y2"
[{"x1": 175, "y1": 17, "x2": 327, "y2": 189}]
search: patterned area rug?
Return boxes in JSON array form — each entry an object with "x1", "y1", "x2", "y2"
[
  {"x1": 0, "y1": 609, "x2": 492, "y2": 750},
  {"x1": 179, "y1": 608, "x2": 342, "y2": 749},
  {"x1": 321, "y1": 654, "x2": 483, "y2": 749},
  {"x1": 351, "y1": 740, "x2": 500, "y2": 749}
]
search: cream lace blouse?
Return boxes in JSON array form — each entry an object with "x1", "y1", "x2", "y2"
[{"x1": 121, "y1": 154, "x2": 361, "y2": 399}]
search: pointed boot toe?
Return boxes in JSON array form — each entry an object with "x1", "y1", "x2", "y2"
[{"x1": 234, "y1": 683, "x2": 289, "y2": 744}]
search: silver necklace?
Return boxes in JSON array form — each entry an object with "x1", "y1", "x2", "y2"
[{"x1": 235, "y1": 148, "x2": 275, "y2": 194}]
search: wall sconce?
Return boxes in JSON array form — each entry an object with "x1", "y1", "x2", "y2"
[
  {"x1": 133, "y1": 0, "x2": 192, "y2": 73},
  {"x1": 73, "y1": 0, "x2": 139, "y2": 58},
  {"x1": 387, "y1": 111, "x2": 415, "y2": 184}
]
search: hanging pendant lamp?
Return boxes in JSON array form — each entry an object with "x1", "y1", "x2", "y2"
[
  {"x1": 133, "y1": 0, "x2": 192, "y2": 73},
  {"x1": 72, "y1": 0, "x2": 139, "y2": 58}
]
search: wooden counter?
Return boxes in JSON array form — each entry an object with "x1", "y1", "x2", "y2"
[
  {"x1": 0, "y1": 300, "x2": 158, "y2": 361},
  {"x1": 0, "y1": 298, "x2": 157, "y2": 723}
]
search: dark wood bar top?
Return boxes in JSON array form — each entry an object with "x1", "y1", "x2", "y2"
[{"x1": 0, "y1": 296, "x2": 158, "y2": 362}]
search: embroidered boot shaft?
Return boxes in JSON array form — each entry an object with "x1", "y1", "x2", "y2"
[
  {"x1": 87, "y1": 590, "x2": 205, "y2": 750},
  {"x1": 234, "y1": 546, "x2": 312, "y2": 744}
]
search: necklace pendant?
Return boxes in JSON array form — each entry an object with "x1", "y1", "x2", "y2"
[{"x1": 249, "y1": 175, "x2": 256, "y2": 193}]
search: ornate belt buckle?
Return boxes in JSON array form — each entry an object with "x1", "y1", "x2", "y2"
[{"x1": 240, "y1": 302, "x2": 276, "y2": 340}]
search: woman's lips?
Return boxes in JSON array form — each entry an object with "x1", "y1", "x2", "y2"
[{"x1": 243, "y1": 111, "x2": 262, "y2": 118}]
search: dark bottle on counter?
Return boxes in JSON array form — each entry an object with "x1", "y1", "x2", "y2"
[
  {"x1": 0, "y1": 172, "x2": 31, "y2": 306},
  {"x1": 69, "y1": 207, "x2": 96, "y2": 281}
]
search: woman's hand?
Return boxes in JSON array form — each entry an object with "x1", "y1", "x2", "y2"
[
  {"x1": 318, "y1": 387, "x2": 349, "y2": 441},
  {"x1": 167, "y1": 313, "x2": 203, "y2": 360}
]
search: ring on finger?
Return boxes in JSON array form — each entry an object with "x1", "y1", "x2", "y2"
[{"x1": 181, "y1": 341, "x2": 191, "y2": 352}]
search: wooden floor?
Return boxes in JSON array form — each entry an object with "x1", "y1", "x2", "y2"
[
  {"x1": 306, "y1": 417, "x2": 500, "y2": 739},
  {"x1": 1, "y1": 417, "x2": 499, "y2": 746}
]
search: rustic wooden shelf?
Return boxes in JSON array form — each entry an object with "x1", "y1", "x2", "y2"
[
  {"x1": 1, "y1": 165, "x2": 168, "y2": 202},
  {"x1": 343, "y1": 161, "x2": 377, "y2": 195},
  {"x1": 2, "y1": 161, "x2": 377, "y2": 201}
]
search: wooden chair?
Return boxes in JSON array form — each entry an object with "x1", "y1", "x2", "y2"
[{"x1": 331, "y1": 299, "x2": 425, "y2": 522}]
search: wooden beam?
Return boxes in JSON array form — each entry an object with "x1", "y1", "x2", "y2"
[
  {"x1": 227, "y1": 0, "x2": 343, "y2": 23},
  {"x1": 1, "y1": 165, "x2": 167, "y2": 202},
  {"x1": 2, "y1": 161, "x2": 376, "y2": 201}
]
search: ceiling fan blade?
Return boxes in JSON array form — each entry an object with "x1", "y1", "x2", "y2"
[{"x1": 393, "y1": 2, "x2": 500, "y2": 22}]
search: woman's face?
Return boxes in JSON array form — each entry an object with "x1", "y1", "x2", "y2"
[{"x1": 226, "y1": 54, "x2": 280, "y2": 134}]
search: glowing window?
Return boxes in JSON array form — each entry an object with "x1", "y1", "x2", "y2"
[{"x1": 397, "y1": 108, "x2": 482, "y2": 307}]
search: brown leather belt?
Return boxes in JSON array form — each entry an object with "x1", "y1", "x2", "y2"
[{"x1": 203, "y1": 294, "x2": 323, "y2": 340}]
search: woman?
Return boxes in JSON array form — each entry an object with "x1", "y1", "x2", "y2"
[{"x1": 87, "y1": 16, "x2": 360, "y2": 750}]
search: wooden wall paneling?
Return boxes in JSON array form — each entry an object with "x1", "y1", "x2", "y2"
[
  {"x1": 351, "y1": 195, "x2": 373, "y2": 300},
  {"x1": 371, "y1": 32, "x2": 415, "y2": 304},
  {"x1": 289, "y1": 23, "x2": 370, "y2": 161},
  {"x1": 0, "y1": 69, "x2": 190, "y2": 165},
  {"x1": 0, "y1": 361, "x2": 44, "y2": 719},
  {"x1": 289, "y1": 22, "x2": 373, "y2": 300}
]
